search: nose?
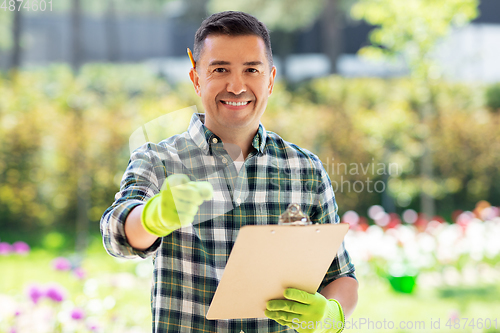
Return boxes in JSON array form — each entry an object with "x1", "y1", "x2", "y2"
[{"x1": 226, "y1": 72, "x2": 246, "y2": 95}]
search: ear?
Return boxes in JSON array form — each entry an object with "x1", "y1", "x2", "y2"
[
  {"x1": 189, "y1": 67, "x2": 201, "y2": 97},
  {"x1": 268, "y1": 66, "x2": 277, "y2": 95}
]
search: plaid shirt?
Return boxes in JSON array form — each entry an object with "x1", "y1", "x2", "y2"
[{"x1": 101, "y1": 113, "x2": 356, "y2": 333}]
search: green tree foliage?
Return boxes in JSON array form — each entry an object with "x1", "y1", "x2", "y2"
[
  {"x1": 485, "y1": 83, "x2": 500, "y2": 112},
  {"x1": 351, "y1": 0, "x2": 479, "y2": 80},
  {"x1": 0, "y1": 11, "x2": 12, "y2": 51},
  {"x1": 1, "y1": 66, "x2": 499, "y2": 243},
  {"x1": 349, "y1": 0, "x2": 479, "y2": 217},
  {"x1": 0, "y1": 65, "x2": 185, "y2": 245},
  {"x1": 281, "y1": 77, "x2": 500, "y2": 216}
]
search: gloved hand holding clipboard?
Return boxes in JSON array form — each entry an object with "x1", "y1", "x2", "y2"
[{"x1": 206, "y1": 204, "x2": 350, "y2": 322}]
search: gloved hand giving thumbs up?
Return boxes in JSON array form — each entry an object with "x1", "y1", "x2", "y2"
[{"x1": 141, "y1": 174, "x2": 213, "y2": 237}]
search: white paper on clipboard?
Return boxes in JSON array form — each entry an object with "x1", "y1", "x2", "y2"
[{"x1": 206, "y1": 223, "x2": 349, "y2": 320}]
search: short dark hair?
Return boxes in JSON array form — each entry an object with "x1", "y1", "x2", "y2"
[{"x1": 193, "y1": 11, "x2": 273, "y2": 68}]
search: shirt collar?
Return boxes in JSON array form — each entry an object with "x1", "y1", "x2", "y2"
[
  {"x1": 254, "y1": 122, "x2": 267, "y2": 154},
  {"x1": 187, "y1": 113, "x2": 267, "y2": 155},
  {"x1": 187, "y1": 113, "x2": 210, "y2": 155}
]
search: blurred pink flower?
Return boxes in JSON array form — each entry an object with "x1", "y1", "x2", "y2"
[
  {"x1": 448, "y1": 309, "x2": 460, "y2": 322},
  {"x1": 12, "y1": 241, "x2": 30, "y2": 255},
  {"x1": 480, "y1": 206, "x2": 498, "y2": 220},
  {"x1": 45, "y1": 284, "x2": 66, "y2": 302},
  {"x1": 73, "y1": 267, "x2": 86, "y2": 280},
  {"x1": 386, "y1": 213, "x2": 401, "y2": 229},
  {"x1": 415, "y1": 213, "x2": 429, "y2": 232},
  {"x1": 374, "y1": 212, "x2": 390, "y2": 227},
  {"x1": 0, "y1": 242, "x2": 12, "y2": 255},
  {"x1": 88, "y1": 322, "x2": 100, "y2": 331},
  {"x1": 403, "y1": 209, "x2": 418, "y2": 224},
  {"x1": 70, "y1": 307, "x2": 85, "y2": 320},
  {"x1": 357, "y1": 216, "x2": 369, "y2": 231},
  {"x1": 456, "y1": 211, "x2": 475, "y2": 227},
  {"x1": 368, "y1": 205, "x2": 385, "y2": 220},
  {"x1": 491, "y1": 206, "x2": 500, "y2": 218},
  {"x1": 26, "y1": 284, "x2": 45, "y2": 304},
  {"x1": 342, "y1": 210, "x2": 360, "y2": 227},
  {"x1": 431, "y1": 215, "x2": 446, "y2": 223},
  {"x1": 52, "y1": 257, "x2": 72, "y2": 271}
]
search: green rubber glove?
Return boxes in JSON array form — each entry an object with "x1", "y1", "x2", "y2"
[
  {"x1": 265, "y1": 288, "x2": 345, "y2": 333},
  {"x1": 141, "y1": 174, "x2": 213, "y2": 237}
]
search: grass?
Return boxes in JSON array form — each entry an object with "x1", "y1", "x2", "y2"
[{"x1": 352, "y1": 274, "x2": 500, "y2": 333}]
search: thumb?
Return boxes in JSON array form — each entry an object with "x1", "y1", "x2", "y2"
[
  {"x1": 283, "y1": 288, "x2": 316, "y2": 304},
  {"x1": 167, "y1": 174, "x2": 191, "y2": 188},
  {"x1": 195, "y1": 181, "x2": 214, "y2": 200}
]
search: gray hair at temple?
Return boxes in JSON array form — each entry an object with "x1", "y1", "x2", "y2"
[{"x1": 192, "y1": 11, "x2": 274, "y2": 69}]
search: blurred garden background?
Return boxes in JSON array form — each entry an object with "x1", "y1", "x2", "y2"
[{"x1": 1, "y1": 0, "x2": 500, "y2": 332}]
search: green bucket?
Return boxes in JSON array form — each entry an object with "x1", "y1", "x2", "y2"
[{"x1": 387, "y1": 274, "x2": 418, "y2": 294}]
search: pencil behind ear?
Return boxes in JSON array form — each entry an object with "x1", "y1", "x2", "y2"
[{"x1": 187, "y1": 48, "x2": 196, "y2": 68}]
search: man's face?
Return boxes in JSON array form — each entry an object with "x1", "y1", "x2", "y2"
[{"x1": 189, "y1": 34, "x2": 276, "y2": 134}]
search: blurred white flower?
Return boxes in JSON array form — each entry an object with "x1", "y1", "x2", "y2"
[
  {"x1": 84, "y1": 279, "x2": 100, "y2": 298},
  {"x1": 462, "y1": 264, "x2": 478, "y2": 285},
  {"x1": 87, "y1": 298, "x2": 103, "y2": 314},
  {"x1": 442, "y1": 266, "x2": 461, "y2": 286},
  {"x1": 103, "y1": 296, "x2": 116, "y2": 310},
  {"x1": 416, "y1": 233, "x2": 436, "y2": 253}
]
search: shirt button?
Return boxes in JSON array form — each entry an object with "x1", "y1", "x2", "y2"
[
  {"x1": 236, "y1": 198, "x2": 241, "y2": 204},
  {"x1": 222, "y1": 157, "x2": 228, "y2": 164},
  {"x1": 212, "y1": 138, "x2": 218, "y2": 143}
]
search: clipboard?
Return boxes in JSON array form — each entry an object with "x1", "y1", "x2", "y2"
[{"x1": 206, "y1": 222, "x2": 349, "y2": 320}]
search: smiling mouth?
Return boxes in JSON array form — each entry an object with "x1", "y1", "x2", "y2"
[{"x1": 220, "y1": 100, "x2": 251, "y2": 106}]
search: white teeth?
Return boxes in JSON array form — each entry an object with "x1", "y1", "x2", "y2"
[{"x1": 223, "y1": 101, "x2": 249, "y2": 106}]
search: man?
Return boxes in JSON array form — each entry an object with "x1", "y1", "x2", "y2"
[{"x1": 101, "y1": 11, "x2": 358, "y2": 333}]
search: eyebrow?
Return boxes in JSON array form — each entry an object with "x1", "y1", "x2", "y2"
[
  {"x1": 208, "y1": 60, "x2": 230, "y2": 66},
  {"x1": 243, "y1": 61, "x2": 264, "y2": 66},
  {"x1": 208, "y1": 60, "x2": 264, "y2": 67}
]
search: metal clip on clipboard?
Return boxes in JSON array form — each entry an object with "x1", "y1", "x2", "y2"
[{"x1": 278, "y1": 203, "x2": 312, "y2": 226}]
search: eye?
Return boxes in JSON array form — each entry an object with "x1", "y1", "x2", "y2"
[
  {"x1": 247, "y1": 68, "x2": 258, "y2": 73},
  {"x1": 214, "y1": 68, "x2": 227, "y2": 73}
]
